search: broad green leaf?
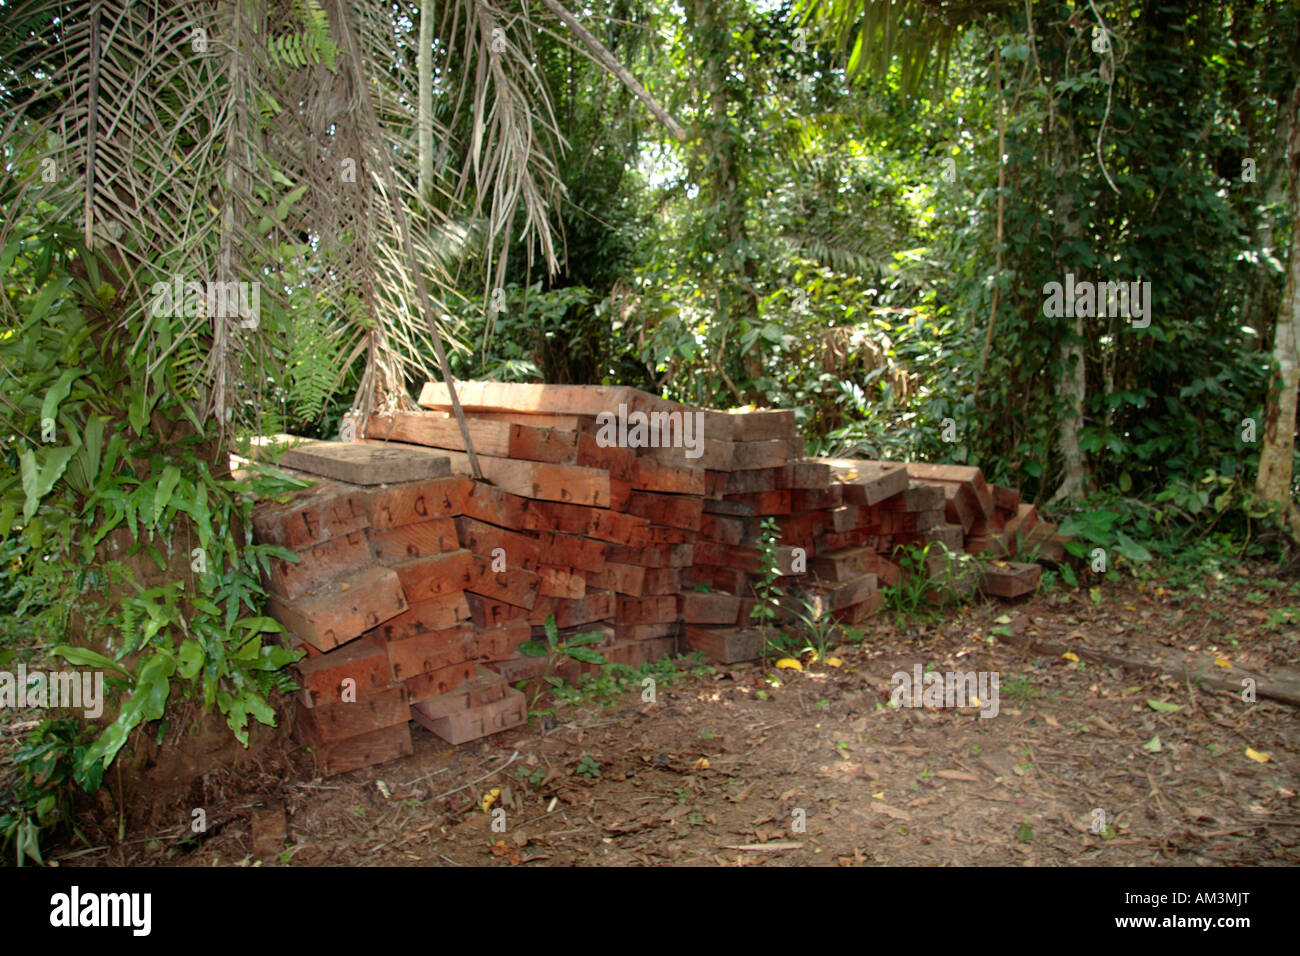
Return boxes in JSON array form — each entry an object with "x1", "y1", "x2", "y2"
[
  {"x1": 39, "y1": 368, "x2": 82, "y2": 425},
  {"x1": 51, "y1": 644, "x2": 131, "y2": 676},
  {"x1": 177, "y1": 639, "x2": 204, "y2": 680},
  {"x1": 565, "y1": 631, "x2": 605, "y2": 647},
  {"x1": 566, "y1": 647, "x2": 606, "y2": 665},
  {"x1": 153, "y1": 465, "x2": 180, "y2": 522},
  {"x1": 1146, "y1": 699, "x2": 1181, "y2": 713},
  {"x1": 516, "y1": 640, "x2": 548, "y2": 658}
]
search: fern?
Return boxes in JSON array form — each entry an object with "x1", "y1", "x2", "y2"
[{"x1": 268, "y1": 0, "x2": 338, "y2": 72}]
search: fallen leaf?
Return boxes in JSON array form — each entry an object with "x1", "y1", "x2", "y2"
[
  {"x1": 482, "y1": 787, "x2": 501, "y2": 813},
  {"x1": 1146, "y1": 699, "x2": 1181, "y2": 713},
  {"x1": 1214, "y1": 657, "x2": 1232, "y2": 667},
  {"x1": 1245, "y1": 747, "x2": 1272, "y2": 763},
  {"x1": 720, "y1": 842, "x2": 802, "y2": 852},
  {"x1": 935, "y1": 769, "x2": 980, "y2": 782},
  {"x1": 1142, "y1": 735, "x2": 1162, "y2": 753},
  {"x1": 775, "y1": 658, "x2": 803, "y2": 671},
  {"x1": 1062, "y1": 652, "x2": 1080, "y2": 662},
  {"x1": 871, "y1": 802, "x2": 911, "y2": 821},
  {"x1": 826, "y1": 657, "x2": 844, "y2": 668},
  {"x1": 693, "y1": 757, "x2": 710, "y2": 771}
]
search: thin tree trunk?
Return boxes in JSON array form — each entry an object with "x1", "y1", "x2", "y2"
[
  {"x1": 1050, "y1": 121, "x2": 1090, "y2": 503},
  {"x1": 417, "y1": 0, "x2": 433, "y2": 209},
  {"x1": 1256, "y1": 81, "x2": 1300, "y2": 529}
]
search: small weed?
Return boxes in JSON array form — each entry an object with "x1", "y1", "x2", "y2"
[{"x1": 574, "y1": 754, "x2": 601, "y2": 779}]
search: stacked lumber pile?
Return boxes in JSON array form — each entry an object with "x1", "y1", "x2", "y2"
[
  {"x1": 248, "y1": 382, "x2": 1066, "y2": 775},
  {"x1": 251, "y1": 443, "x2": 531, "y2": 774}
]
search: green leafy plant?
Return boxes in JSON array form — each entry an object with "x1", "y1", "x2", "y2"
[
  {"x1": 515, "y1": 615, "x2": 606, "y2": 714},
  {"x1": 574, "y1": 754, "x2": 601, "y2": 779},
  {"x1": 749, "y1": 517, "x2": 784, "y2": 630}
]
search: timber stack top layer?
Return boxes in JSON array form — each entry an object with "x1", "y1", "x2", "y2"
[{"x1": 245, "y1": 382, "x2": 1068, "y2": 776}]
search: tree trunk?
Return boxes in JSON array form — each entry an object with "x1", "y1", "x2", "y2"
[
  {"x1": 417, "y1": 0, "x2": 433, "y2": 210},
  {"x1": 1050, "y1": 120, "x2": 1091, "y2": 503},
  {"x1": 1256, "y1": 81, "x2": 1300, "y2": 529}
]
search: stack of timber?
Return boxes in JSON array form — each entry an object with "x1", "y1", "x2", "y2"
[{"x1": 247, "y1": 383, "x2": 1068, "y2": 775}]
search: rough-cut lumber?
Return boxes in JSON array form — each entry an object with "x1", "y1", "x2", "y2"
[
  {"x1": 293, "y1": 636, "x2": 391, "y2": 708},
  {"x1": 411, "y1": 665, "x2": 509, "y2": 723},
  {"x1": 296, "y1": 685, "x2": 410, "y2": 742},
  {"x1": 980, "y1": 561, "x2": 1041, "y2": 598},
  {"x1": 267, "y1": 529, "x2": 374, "y2": 600},
  {"x1": 392, "y1": 549, "x2": 475, "y2": 603},
  {"x1": 684, "y1": 625, "x2": 765, "y2": 663},
  {"x1": 368, "y1": 592, "x2": 472, "y2": 642},
  {"x1": 364, "y1": 410, "x2": 577, "y2": 464},
  {"x1": 368, "y1": 518, "x2": 459, "y2": 563},
  {"x1": 414, "y1": 687, "x2": 527, "y2": 745},
  {"x1": 270, "y1": 436, "x2": 451, "y2": 485},
  {"x1": 297, "y1": 721, "x2": 412, "y2": 777},
  {"x1": 728, "y1": 409, "x2": 795, "y2": 441},
  {"x1": 252, "y1": 480, "x2": 369, "y2": 549},
  {"x1": 267, "y1": 566, "x2": 408, "y2": 651},
  {"x1": 364, "y1": 476, "x2": 464, "y2": 530},
  {"x1": 435, "y1": 449, "x2": 611, "y2": 507}
]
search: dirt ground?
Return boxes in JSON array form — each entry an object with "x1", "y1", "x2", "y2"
[{"x1": 57, "y1": 568, "x2": 1300, "y2": 867}]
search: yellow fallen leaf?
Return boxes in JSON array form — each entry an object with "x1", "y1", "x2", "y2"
[
  {"x1": 1245, "y1": 748, "x2": 1272, "y2": 763},
  {"x1": 826, "y1": 657, "x2": 844, "y2": 668},
  {"x1": 776, "y1": 658, "x2": 803, "y2": 671},
  {"x1": 873, "y1": 792, "x2": 885, "y2": 799},
  {"x1": 1214, "y1": 657, "x2": 1231, "y2": 667},
  {"x1": 482, "y1": 787, "x2": 501, "y2": 812},
  {"x1": 1062, "y1": 652, "x2": 1080, "y2": 662},
  {"x1": 693, "y1": 757, "x2": 710, "y2": 771}
]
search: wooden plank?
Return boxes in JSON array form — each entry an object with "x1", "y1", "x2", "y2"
[
  {"x1": 993, "y1": 484, "x2": 1021, "y2": 512},
  {"x1": 980, "y1": 561, "x2": 1041, "y2": 598},
  {"x1": 626, "y1": 492, "x2": 704, "y2": 531},
  {"x1": 459, "y1": 479, "x2": 534, "y2": 530},
  {"x1": 367, "y1": 592, "x2": 471, "y2": 642},
  {"x1": 364, "y1": 410, "x2": 578, "y2": 464},
  {"x1": 414, "y1": 687, "x2": 527, "y2": 745},
  {"x1": 616, "y1": 595, "x2": 679, "y2": 625},
  {"x1": 575, "y1": 430, "x2": 637, "y2": 480},
  {"x1": 464, "y1": 592, "x2": 530, "y2": 629},
  {"x1": 384, "y1": 623, "x2": 476, "y2": 679},
  {"x1": 607, "y1": 542, "x2": 693, "y2": 568},
  {"x1": 269, "y1": 435, "x2": 451, "y2": 485},
  {"x1": 402, "y1": 660, "x2": 478, "y2": 703},
  {"x1": 252, "y1": 480, "x2": 369, "y2": 549},
  {"x1": 538, "y1": 564, "x2": 586, "y2": 598},
  {"x1": 731, "y1": 439, "x2": 789, "y2": 470},
  {"x1": 391, "y1": 549, "x2": 475, "y2": 604},
  {"x1": 363, "y1": 476, "x2": 465, "y2": 530},
  {"x1": 588, "y1": 562, "x2": 646, "y2": 597},
  {"x1": 901, "y1": 462, "x2": 995, "y2": 516},
  {"x1": 728, "y1": 409, "x2": 795, "y2": 442},
  {"x1": 542, "y1": 590, "x2": 615, "y2": 628},
  {"x1": 613, "y1": 622, "x2": 679, "y2": 642},
  {"x1": 367, "y1": 517, "x2": 459, "y2": 564},
  {"x1": 826, "y1": 460, "x2": 910, "y2": 506},
  {"x1": 684, "y1": 625, "x2": 764, "y2": 663},
  {"x1": 266, "y1": 529, "x2": 374, "y2": 600},
  {"x1": 293, "y1": 636, "x2": 391, "y2": 708},
  {"x1": 724, "y1": 467, "x2": 783, "y2": 495},
  {"x1": 791, "y1": 486, "x2": 842, "y2": 511},
  {"x1": 296, "y1": 684, "x2": 410, "y2": 742},
  {"x1": 678, "y1": 591, "x2": 742, "y2": 625},
  {"x1": 467, "y1": 554, "x2": 541, "y2": 609},
  {"x1": 725, "y1": 490, "x2": 792, "y2": 514},
  {"x1": 296, "y1": 720, "x2": 412, "y2": 777},
  {"x1": 879, "y1": 484, "x2": 946, "y2": 512},
  {"x1": 631, "y1": 457, "x2": 707, "y2": 495},
  {"x1": 435, "y1": 450, "x2": 611, "y2": 507},
  {"x1": 536, "y1": 531, "x2": 608, "y2": 572},
  {"x1": 453, "y1": 516, "x2": 543, "y2": 570},
  {"x1": 268, "y1": 566, "x2": 408, "y2": 651},
  {"x1": 521, "y1": 499, "x2": 650, "y2": 546},
  {"x1": 641, "y1": 568, "x2": 683, "y2": 595},
  {"x1": 411, "y1": 665, "x2": 509, "y2": 723}
]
